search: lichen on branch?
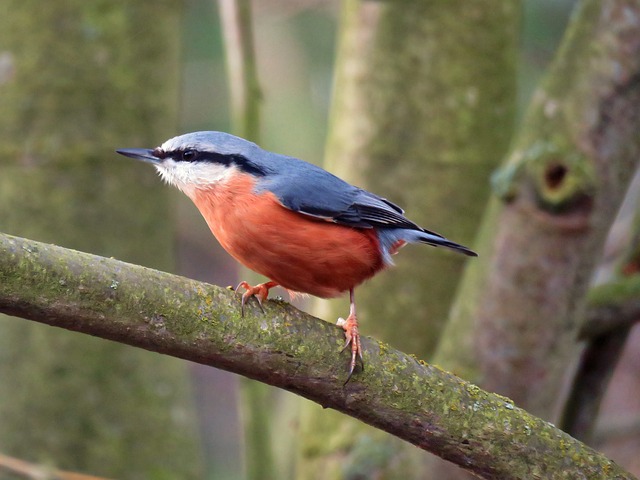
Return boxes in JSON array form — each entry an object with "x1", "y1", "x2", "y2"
[{"x1": 0, "y1": 232, "x2": 634, "y2": 480}]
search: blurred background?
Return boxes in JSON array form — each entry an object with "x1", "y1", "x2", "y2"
[{"x1": 1, "y1": 0, "x2": 639, "y2": 479}]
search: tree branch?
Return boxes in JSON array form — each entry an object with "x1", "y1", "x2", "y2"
[
  {"x1": 0, "y1": 452, "x2": 113, "y2": 480},
  {"x1": 560, "y1": 325, "x2": 632, "y2": 442},
  {"x1": 561, "y1": 212, "x2": 640, "y2": 440},
  {"x1": 562, "y1": 277, "x2": 640, "y2": 441},
  {"x1": 582, "y1": 277, "x2": 640, "y2": 339},
  {"x1": 0, "y1": 232, "x2": 635, "y2": 479},
  {"x1": 565, "y1": 275, "x2": 640, "y2": 442}
]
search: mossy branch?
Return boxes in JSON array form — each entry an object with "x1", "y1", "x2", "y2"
[
  {"x1": 0, "y1": 233, "x2": 635, "y2": 479},
  {"x1": 582, "y1": 277, "x2": 640, "y2": 338},
  {"x1": 561, "y1": 214, "x2": 640, "y2": 441}
]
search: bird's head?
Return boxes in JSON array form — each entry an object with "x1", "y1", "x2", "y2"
[{"x1": 117, "y1": 131, "x2": 267, "y2": 195}]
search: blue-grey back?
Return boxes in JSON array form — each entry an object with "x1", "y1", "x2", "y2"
[{"x1": 177, "y1": 131, "x2": 419, "y2": 231}]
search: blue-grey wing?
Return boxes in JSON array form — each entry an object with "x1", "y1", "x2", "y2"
[{"x1": 258, "y1": 156, "x2": 420, "y2": 230}]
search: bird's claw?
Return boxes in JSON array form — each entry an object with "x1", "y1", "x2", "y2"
[
  {"x1": 338, "y1": 314, "x2": 363, "y2": 384},
  {"x1": 235, "y1": 281, "x2": 270, "y2": 316}
]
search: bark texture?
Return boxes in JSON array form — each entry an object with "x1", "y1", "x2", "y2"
[
  {"x1": 0, "y1": 232, "x2": 635, "y2": 480},
  {"x1": 436, "y1": 0, "x2": 640, "y2": 419}
]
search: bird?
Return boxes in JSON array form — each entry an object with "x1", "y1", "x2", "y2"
[{"x1": 117, "y1": 131, "x2": 476, "y2": 382}]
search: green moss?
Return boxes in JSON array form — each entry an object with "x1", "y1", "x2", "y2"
[
  {"x1": 465, "y1": 383, "x2": 481, "y2": 398},
  {"x1": 587, "y1": 276, "x2": 640, "y2": 306},
  {"x1": 2, "y1": 232, "x2": 634, "y2": 479},
  {"x1": 493, "y1": 135, "x2": 596, "y2": 211}
]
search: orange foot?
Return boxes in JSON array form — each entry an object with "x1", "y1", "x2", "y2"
[
  {"x1": 337, "y1": 313, "x2": 363, "y2": 383},
  {"x1": 337, "y1": 287, "x2": 364, "y2": 384},
  {"x1": 235, "y1": 281, "x2": 278, "y2": 316}
]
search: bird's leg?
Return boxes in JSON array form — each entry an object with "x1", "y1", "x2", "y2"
[
  {"x1": 235, "y1": 281, "x2": 278, "y2": 316},
  {"x1": 337, "y1": 288, "x2": 363, "y2": 383}
]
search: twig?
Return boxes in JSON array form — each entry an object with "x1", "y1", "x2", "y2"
[
  {"x1": 0, "y1": 452, "x2": 113, "y2": 480},
  {"x1": 581, "y1": 277, "x2": 640, "y2": 339},
  {"x1": 562, "y1": 198, "x2": 640, "y2": 440},
  {"x1": 560, "y1": 325, "x2": 632, "y2": 442}
]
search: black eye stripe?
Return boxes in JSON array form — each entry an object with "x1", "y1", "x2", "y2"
[
  {"x1": 182, "y1": 149, "x2": 197, "y2": 161},
  {"x1": 167, "y1": 149, "x2": 197, "y2": 162},
  {"x1": 168, "y1": 149, "x2": 266, "y2": 176}
]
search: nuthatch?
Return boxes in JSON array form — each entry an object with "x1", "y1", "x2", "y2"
[{"x1": 117, "y1": 131, "x2": 476, "y2": 381}]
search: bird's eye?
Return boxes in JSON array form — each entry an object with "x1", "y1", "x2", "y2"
[{"x1": 181, "y1": 149, "x2": 197, "y2": 162}]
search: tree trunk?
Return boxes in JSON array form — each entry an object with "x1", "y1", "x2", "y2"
[
  {"x1": 0, "y1": 1, "x2": 202, "y2": 478},
  {"x1": 297, "y1": 1, "x2": 520, "y2": 478},
  {"x1": 431, "y1": 4, "x2": 640, "y2": 479},
  {"x1": 435, "y1": 0, "x2": 640, "y2": 417}
]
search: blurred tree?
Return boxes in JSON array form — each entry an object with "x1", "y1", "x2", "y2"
[
  {"x1": 436, "y1": 0, "x2": 640, "y2": 418},
  {"x1": 0, "y1": 1, "x2": 203, "y2": 478},
  {"x1": 218, "y1": 3, "x2": 280, "y2": 479},
  {"x1": 432, "y1": 0, "x2": 640, "y2": 477},
  {"x1": 176, "y1": 2, "x2": 247, "y2": 480},
  {"x1": 297, "y1": 1, "x2": 520, "y2": 478}
]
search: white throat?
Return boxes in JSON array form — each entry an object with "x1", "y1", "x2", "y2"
[{"x1": 155, "y1": 159, "x2": 238, "y2": 196}]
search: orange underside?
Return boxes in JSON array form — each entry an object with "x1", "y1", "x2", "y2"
[{"x1": 190, "y1": 175, "x2": 384, "y2": 298}]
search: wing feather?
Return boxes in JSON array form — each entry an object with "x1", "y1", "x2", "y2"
[{"x1": 259, "y1": 155, "x2": 421, "y2": 231}]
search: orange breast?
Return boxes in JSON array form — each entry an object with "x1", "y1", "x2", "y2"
[{"x1": 189, "y1": 175, "x2": 384, "y2": 298}]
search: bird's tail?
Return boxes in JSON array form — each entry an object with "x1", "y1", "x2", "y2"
[
  {"x1": 416, "y1": 230, "x2": 477, "y2": 257},
  {"x1": 377, "y1": 228, "x2": 477, "y2": 264}
]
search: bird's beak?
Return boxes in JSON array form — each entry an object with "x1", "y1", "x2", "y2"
[{"x1": 116, "y1": 148, "x2": 160, "y2": 164}]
